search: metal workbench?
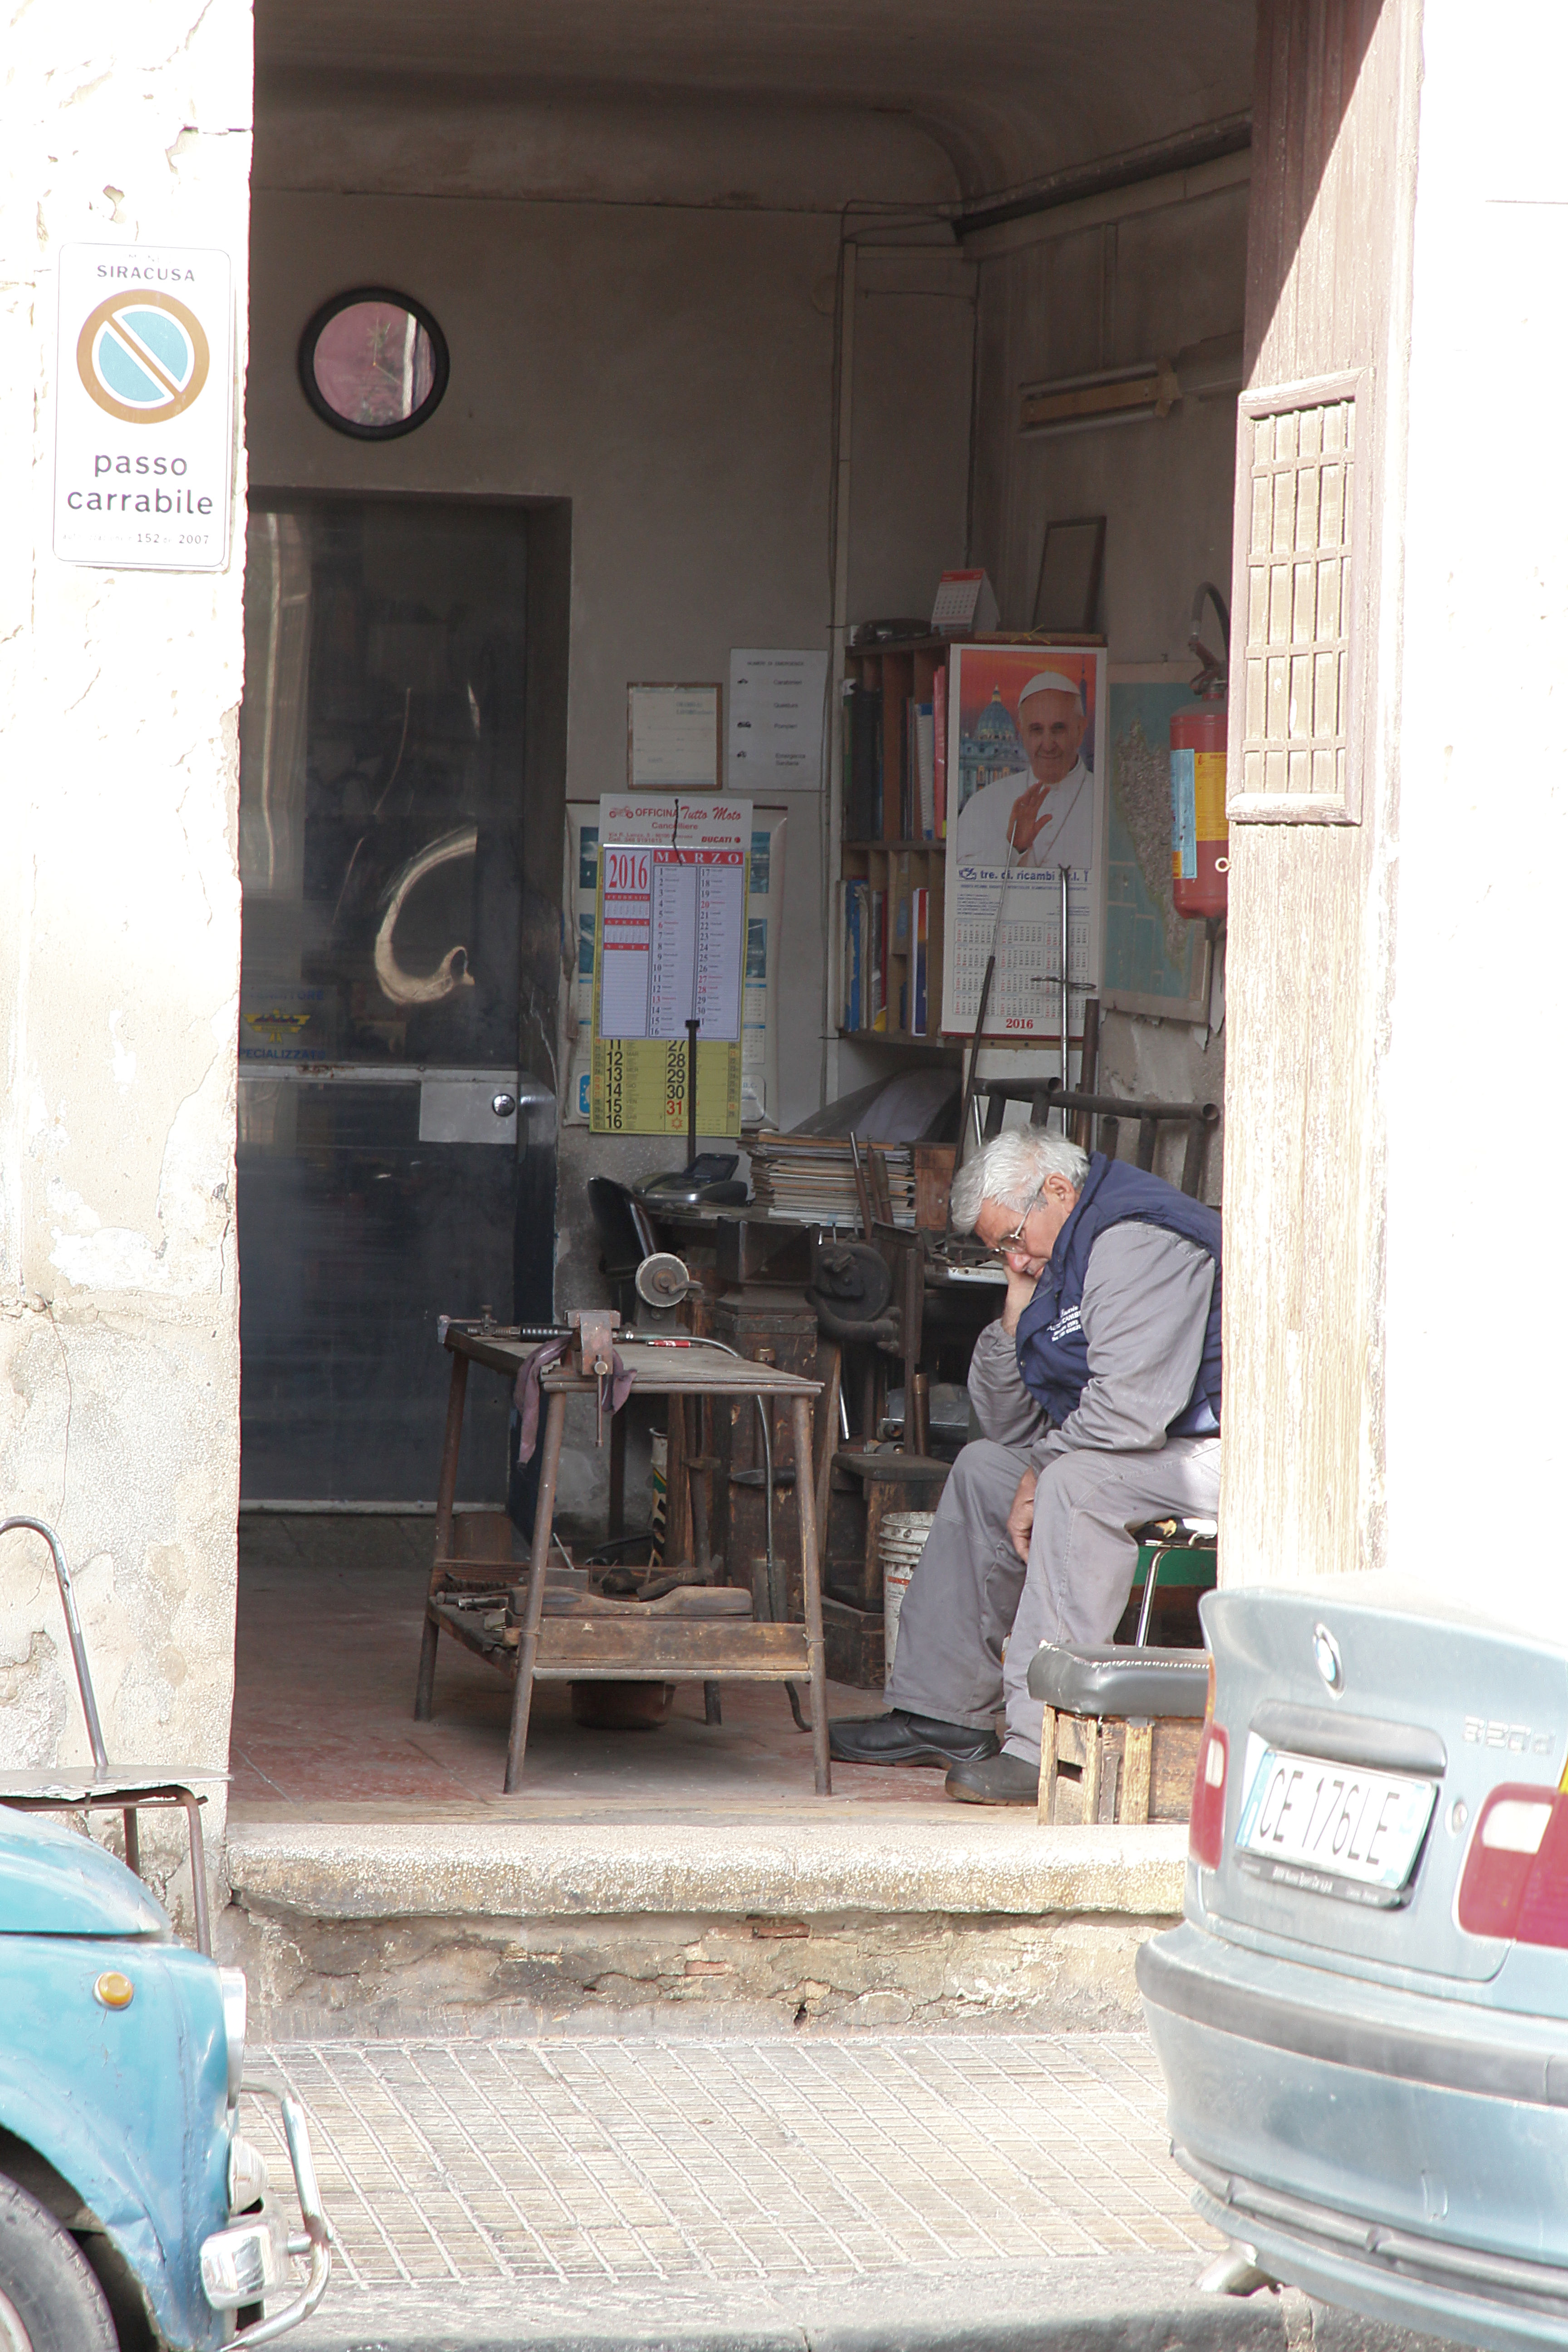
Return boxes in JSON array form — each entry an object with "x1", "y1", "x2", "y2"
[{"x1": 413, "y1": 1328, "x2": 830, "y2": 1794}]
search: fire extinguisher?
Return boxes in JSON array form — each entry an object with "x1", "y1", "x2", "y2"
[{"x1": 1170, "y1": 581, "x2": 1230, "y2": 920}]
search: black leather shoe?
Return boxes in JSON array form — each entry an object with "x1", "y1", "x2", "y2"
[
  {"x1": 829, "y1": 1710, "x2": 1001, "y2": 1768},
  {"x1": 944, "y1": 1750, "x2": 1039, "y2": 1806}
]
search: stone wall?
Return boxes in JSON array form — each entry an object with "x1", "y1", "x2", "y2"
[{"x1": 221, "y1": 1899, "x2": 1175, "y2": 2038}]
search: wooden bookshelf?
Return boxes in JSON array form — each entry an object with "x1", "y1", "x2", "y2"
[
  {"x1": 840, "y1": 839, "x2": 946, "y2": 1044},
  {"x1": 838, "y1": 637, "x2": 946, "y2": 1041},
  {"x1": 842, "y1": 637, "x2": 948, "y2": 846},
  {"x1": 836, "y1": 631, "x2": 1105, "y2": 1052}
]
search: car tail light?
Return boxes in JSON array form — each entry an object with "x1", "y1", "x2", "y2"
[
  {"x1": 1189, "y1": 1686, "x2": 1229, "y2": 1868},
  {"x1": 1458, "y1": 1783, "x2": 1568, "y2": 1944}
]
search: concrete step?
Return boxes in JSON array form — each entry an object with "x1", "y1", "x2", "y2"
[{"x1": 220, "y1": 1811, "x2": 1187, "y2": 2036}]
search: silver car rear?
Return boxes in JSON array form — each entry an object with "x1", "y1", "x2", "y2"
[{"x1": 1139, "y1": 1581, "x2": 1568, "y2": 2352}]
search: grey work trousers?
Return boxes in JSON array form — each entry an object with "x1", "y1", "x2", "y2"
[{"x1": 886, "y1": 1435, "x2": 1222, "y2": 1763}]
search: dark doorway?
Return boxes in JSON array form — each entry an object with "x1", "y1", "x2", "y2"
[{"x1": 236, "y1": 495, "x2": 556, "y2": 1502}]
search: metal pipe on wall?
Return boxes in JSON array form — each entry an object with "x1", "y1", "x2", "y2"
[
  {"x1": 821, "y1": 238, "x2": 857, "y2": 1115},
  {"x1": 1059, "y1": 864, "x2": 1072, "y2": 1103}
]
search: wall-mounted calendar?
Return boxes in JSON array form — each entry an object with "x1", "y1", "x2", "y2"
[{"x1": 588, "y1": 796, "x2": 751, "y2": 1136}]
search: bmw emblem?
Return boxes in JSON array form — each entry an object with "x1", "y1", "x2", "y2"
[{"x1": 1313, "y1": 1623, "x2": 1344, "y2": 1693}]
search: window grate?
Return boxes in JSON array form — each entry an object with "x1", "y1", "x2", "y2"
[{"x1": 1229, "y1": 370, "x2": 1368, "y2": 824}]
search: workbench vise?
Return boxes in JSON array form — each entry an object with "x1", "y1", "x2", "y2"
[{"x1": 570, "y1": 1307, "x2": 618, "y2": 1378}]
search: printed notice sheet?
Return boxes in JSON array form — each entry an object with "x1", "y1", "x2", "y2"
[
  {"x1": 627, "y1": 686, "x2": 721, "y2": 789},
  {"x1": 727, "y1": 648, "x2": 828, "y2": 790}
]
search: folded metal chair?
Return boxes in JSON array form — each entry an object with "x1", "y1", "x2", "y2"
[{"x1": 0, "y1": 1516, "x2": 226, "y2": 1951}]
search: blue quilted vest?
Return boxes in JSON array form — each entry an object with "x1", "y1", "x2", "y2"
[{"x1": 1014, "y1": 1154, "x2": 1222, "y2": 1436}]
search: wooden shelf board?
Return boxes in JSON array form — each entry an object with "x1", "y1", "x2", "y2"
[{"x1": 837, "y1": 1030, "x2": 958, "y2": 1052}]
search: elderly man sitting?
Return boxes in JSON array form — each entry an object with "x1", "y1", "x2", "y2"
[{"x1": 830, "y1": 1127, "x2": 1221, "y2": 1805}]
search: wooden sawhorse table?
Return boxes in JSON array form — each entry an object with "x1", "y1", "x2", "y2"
[{"x1": 413, "y1": 1327, "x2": 831, "y2": 1793}]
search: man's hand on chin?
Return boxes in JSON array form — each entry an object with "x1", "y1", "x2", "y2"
[
  {"x1": 1007, "y1": 1470, "x2": 1037, "y2": 1562},
  {"x1": 1000, "y1": 1264, "x2": 1039, "y2": 1334}
]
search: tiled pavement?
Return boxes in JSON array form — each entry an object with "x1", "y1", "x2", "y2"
[{"x1": 245, "y1": 2034, "x2": 1226, "y2": 2347}]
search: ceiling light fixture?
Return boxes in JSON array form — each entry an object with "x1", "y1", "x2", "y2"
[{"x1": 1019, "y1": 358, "x2": 1181, "y2": 440}]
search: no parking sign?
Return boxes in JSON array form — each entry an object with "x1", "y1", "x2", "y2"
[{"x1": 53, "y1": 243, "x2": 233, "y2": 571}]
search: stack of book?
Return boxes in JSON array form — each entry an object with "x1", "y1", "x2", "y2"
[
  {"x1": 841, "y1": 877, "x2": 886, "y2": 1032},
  {"x1": 748, "y1": 1136, "x2": 918, "y2": 1227},
  {"x1": 902, "y1": 698, "x2": 936, "y2": 839},
  {"x1": 844, "y1": 878, "x2": 934, "y2": 1037},
  {"x1": 843, "y1": 683, "x2": 883, "y2": 838},
  {"x1": 911, "y1": 886, "x2": 930, "y2": 1036}
]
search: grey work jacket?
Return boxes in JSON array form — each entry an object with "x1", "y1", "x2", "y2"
[{"x1": 965, "y1": 1222, "x2": 1218, "y2": 1466}]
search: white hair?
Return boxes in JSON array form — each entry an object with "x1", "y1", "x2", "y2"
[{"x1": 949, "y1": 1126, "x2": 1088, "y2": 1233}]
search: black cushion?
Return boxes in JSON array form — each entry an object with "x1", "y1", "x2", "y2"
[{"x1": 1027, "y1": 1643, "x2": 1211, "y2": 1719}]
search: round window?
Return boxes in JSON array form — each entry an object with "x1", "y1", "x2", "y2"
[{"x1": 298, "y1": 288, "x2": 449, "y2": 440}]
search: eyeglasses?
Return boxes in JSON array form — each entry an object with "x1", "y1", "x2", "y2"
[{"x1": 987, "y1": 1190, "x2": 1043, "y2": 1259}]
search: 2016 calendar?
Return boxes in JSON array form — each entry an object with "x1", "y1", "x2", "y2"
[{"x1": 590, "y1": 795, "x2": 750, "y2": 1136}]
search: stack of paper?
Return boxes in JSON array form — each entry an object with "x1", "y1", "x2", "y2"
[{"x1": 748, "y1": 1136, "x2": 917, "y2": 1228}]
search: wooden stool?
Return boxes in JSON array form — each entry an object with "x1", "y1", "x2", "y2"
[
  {"x1": 1027, "y1": 1645, "x2": 1211, "y2": 1825},
  {"x1": 1128, "y1": 1514, "x2": 1217, "y2": 1644}
]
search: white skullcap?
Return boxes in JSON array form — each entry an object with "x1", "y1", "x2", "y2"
[{"x1": 1018, "y1": 669, "x2": 1085, "y2": 707}]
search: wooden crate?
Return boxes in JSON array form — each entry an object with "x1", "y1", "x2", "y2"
[
  {"x1": 913, "y1": 1145, "x2": 956, "y2": 1231},
  {"x1": 1039, "y1": 1709, "x2": 1204, "y2": 1825},
  {"x1": 822, "y1": 1595, "x2": 884, "y2": 1689}
]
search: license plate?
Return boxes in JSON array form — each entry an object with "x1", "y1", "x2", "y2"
[{"x1": 1234, "y1": 1737, "x2": 1438, "y2": 1907}]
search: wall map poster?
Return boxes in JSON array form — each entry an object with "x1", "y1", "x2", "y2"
[
  {"x1": 940, "y1": 643, "x2": 1107, "y2": 1041},
  {"x1": 1101, "y1": 680, "x2": 1213, "y2": 1021}
]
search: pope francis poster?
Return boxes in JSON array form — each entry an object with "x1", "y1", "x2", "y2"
[{"x1": 941, "y1": 643, "x2": 1107, "y2": 1042}]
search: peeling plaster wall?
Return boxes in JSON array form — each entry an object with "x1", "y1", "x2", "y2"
[
  {"x1": 220, "y1": 1901, "x2": 1173, "y2": 2038},
  {"x1": 0, "y1": 5, "x2": 252, "y2": 1859}
]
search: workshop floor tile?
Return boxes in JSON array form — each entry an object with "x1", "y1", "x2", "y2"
[{"x1": 230, "y1": 1518, "x2": 941, "y2": 1814}]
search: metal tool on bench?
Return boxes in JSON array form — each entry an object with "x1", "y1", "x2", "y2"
[
  {"x1": 806, "y1": 1239, "x2": 900, "y2": 1346},
  {"x1": 0, "y1": 1516, "x2": 227, "y2": 1953},
  {"x1": 447, "y1": 1308, "x2": 641, "y2": 1447},
  {"x1": 634, "y1": 1252, "x2": 696, "y2": 1310}
]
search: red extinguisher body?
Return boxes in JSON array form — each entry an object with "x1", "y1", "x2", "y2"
[{"x1": 1169, "y1": 702, "x2": 1228, "y2": 918}]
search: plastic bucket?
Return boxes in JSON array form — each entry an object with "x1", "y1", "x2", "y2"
[{"x1": 880, "y1": 1511, "x2": 935, "y2": 1690}]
